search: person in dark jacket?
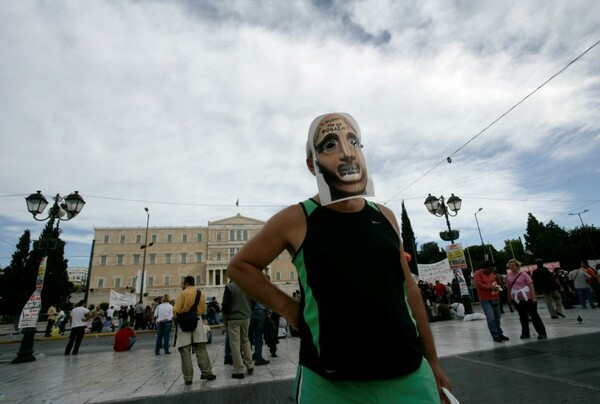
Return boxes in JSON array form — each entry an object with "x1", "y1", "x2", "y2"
[{"x1": 532, "y1": 259, "x2": 565, "y2": 319}]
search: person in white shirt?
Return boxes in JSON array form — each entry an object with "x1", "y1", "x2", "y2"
[
  {"x1": 64, "y1": 300, "x2": 91, "y2": 355},
  {"x1": 154, "y1": 294, "x2": 174, "y2": 355}
]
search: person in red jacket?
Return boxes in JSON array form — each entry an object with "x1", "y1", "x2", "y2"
[
  {"x1": 474, "y1": 261, "x2": 509, "y2": 342},
  {"x1": 113, "y1": 321, "x2": 136, "y2": 352}
]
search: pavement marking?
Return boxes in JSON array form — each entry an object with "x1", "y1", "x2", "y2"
[{"x1": 453, "y1": 355, "x2": 600, "y2": 392}]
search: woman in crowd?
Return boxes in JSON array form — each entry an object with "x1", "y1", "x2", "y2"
[{"x1": 505, "y1": 259, "x2": 547, "y2": 340}]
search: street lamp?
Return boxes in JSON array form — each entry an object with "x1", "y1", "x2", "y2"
[
  {"x1": 13, "y1": 191, "x2": 85, "y2": 364},
  {"x1": 474, "y1": 207, "x2": 488, "y2": 261},
  {"x1": 424, "y1": 193, "x2": 473, "y2": 314},
  {"x1": 139, "y1": 207, "x2": 154, "y2": 304},
  {"x1": 424, "y1": 193, "x2": 462, "y2": 243},
  {"x1": 569, "y1": 209, "x2": 589, "y2": 227}
]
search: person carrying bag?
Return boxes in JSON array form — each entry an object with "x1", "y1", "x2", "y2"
[{"x1": 172, "y1": 276, "x2": 216, "y2": 385}]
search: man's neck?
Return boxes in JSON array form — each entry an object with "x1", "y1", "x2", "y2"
[{"x1": 313, "y1": 194, "x2": 365, "y2": 212}]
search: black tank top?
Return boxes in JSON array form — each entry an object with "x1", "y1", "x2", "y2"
[{"x1": 292, "y1": 198, "x2": 423, "y2": 381}]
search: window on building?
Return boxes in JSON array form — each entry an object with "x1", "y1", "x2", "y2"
[
  {"x1": 275, "y1": 272, "x2": 281, "y2": 281},
  {"x1": 136, "y1": 234, "x2": 141, "y2": 244},
  {"x1": 100, "y1": 256, "x2": 107, "y2": 266},
  {"x1": 133, "y1": 254, "x2": 140, "y2": 265},
  {"x1": 182, "y1": 234, "x2": 188, "y2": 243},
  {"x1": 196, "y1": 275, "x2": 202, "y2": 286},
  {"x1": 97, "y1": 278, "x2": 104, "y2": 288},
  {"x1": 165, "y1": 253, "x2": 171, "y2": 264},
  {"x1": 115, "y1": 277, "x2": 121, "y2": 287},
  {"x1": 229, "y1": 230, "x2": 235, "y2": 241},
  {"x1": 167, "y1": 234, "x2": 173, "y2": 243},
  {"x1": 148, "y1": 276, "x2": 154, "y2": 286},
  {"x1": 196, "y1": 252, "x2": 203, "y2": 263},
  {"x1": 132, "y1": 276, "x2": 137, "y2": 287},
  {"x1": 197, "y1": 233, "x2": 203, "y2": 242},
  {"x1": 180, "y1": 276, "x2": 185, "y2": 284},
  {"x1": 116, "y1": 254, "x2": 124, "y2": 266},
  {"x1": 119, "y1": 235, "x2": 125, "y2": 244},
  {"x1": 229, "y1": 248, "x2": 240, "y2": 259},
  {"x1": 216, "y1": 252, "x2": 222, "y2": 261},
  {"x1": 289, "y1": 271, "x2": 296, "y2": 280},
  {"x1": 216, "y1": 233, "x2": 222, "y2": 242},
  {"x1": 243, "y1": 230, "x2": 248, "y2": 240},
  {"x1": 151, "y1": 234, "x2": 157, "y2": 243},
  {"x1": 180, "y1": 253, "x2": 187, "y2": 264},
  {"x1": 103, "y1": 235, "x2": 109, "y2": 244},
  {"x1": 164, "y1": 276, "x2": 170, "y2": 286},
  {"x1": 149, "y1": 254, "x2": 156, "y2": 264}
]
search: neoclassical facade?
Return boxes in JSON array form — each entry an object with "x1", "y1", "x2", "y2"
[{"x1": 87, "y1": 214, "x2": 298, "y2": 306}]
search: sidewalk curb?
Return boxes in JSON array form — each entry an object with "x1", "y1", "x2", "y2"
[{"x1": 0, "y1": 324, "x2": 225, "y2": 344}]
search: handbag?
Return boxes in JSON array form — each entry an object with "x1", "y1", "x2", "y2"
[{"x1": 177, "y1": 291, "x2": 201, "y2": 332}]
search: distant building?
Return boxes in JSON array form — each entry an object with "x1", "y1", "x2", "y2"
[
  {"x1": 87, "y1": 214, "x2": 298, "y2": 306},
  {"x1": 67, "y1": 266, "x2": 88, "y2": 287}
]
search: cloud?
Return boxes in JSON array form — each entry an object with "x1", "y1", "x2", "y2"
[{"x1": 1, "y1": 0, "x2": 599, "y2": 267}]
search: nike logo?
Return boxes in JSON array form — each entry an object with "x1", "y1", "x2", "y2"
[{"x1": 372, "y1": 220, "x2": 381, "y2": 224}]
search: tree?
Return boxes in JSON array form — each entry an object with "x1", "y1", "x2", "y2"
[
  {"x1": 400, "y1": 200, "x2": 419, "y2": 275},
  {"x1": 0, "y1": 230, "x2": 36, "y2": 316},
  {"x1": 417, "y1": 241, "x2": 447, "y2": 264},
  {"x1": 569, "y1": 225, "x2": 599, "y2": 262},
  {"x1": 36, "y1": 221, "x2": 74, "y2": 312},
  {"x1": 524, "y1": 213, "x2": 575, "y2": 269}
]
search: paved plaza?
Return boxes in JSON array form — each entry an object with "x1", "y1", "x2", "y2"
[{"x1": 0, "y1": 304, "x2": 599, "y2": 403}]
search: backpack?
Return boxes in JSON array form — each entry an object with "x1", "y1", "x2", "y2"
[{"x1": 177, "y1": 290, "x2": 200, "y2": 332}]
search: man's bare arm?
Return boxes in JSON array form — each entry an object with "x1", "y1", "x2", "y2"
[{"x1": 227, "y1": 205, "x2": 304, "y2": 329}]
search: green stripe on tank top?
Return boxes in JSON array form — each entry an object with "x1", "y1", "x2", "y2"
[{"x1": 293, "y1": 249, "x2": 321, "y2": 356}]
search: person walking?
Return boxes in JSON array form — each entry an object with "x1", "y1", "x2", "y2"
[
  {"x1": 506, "y1": 259, "x2": 547, "y2": 340},
  {"x1": 474, "y1": 261, "x2": 509, "y2": 342},
  {"x1": 532, "y1": 259, "x2": 565, "y2": 319},
  {"x1": 44, "y1": 304, "x2": 57, "y2": 337},
  {"x1": 222, "y1": 280, "x2": 254, "y2": 379},
  {"x1": 64, "y1": 300, "x2": 91, "y2": 355},
  {"x1": 249, "y1": 300, "x2": 270, "y2": 366},
  {"x1": 154, "y1": 294, "x2": 173, "y2": 355},
  {"x1": 226, "y1": 113, "x2": 450, "y2": 402},
  {"x1": 173, "y1": 276, "x2": 216, "y2": 385},
  {"x1": 56, "y1": 307, "x2": 66, "y2": 336},
  {"x1": 569, "y1": 265, "x2": 595, "y2": 308},
  {"x1": 582, "y1": 260, "x2": 600, "y2": 304},
  {"x1": 134, "y1": 302, "x2": 145, "y2": 330}
]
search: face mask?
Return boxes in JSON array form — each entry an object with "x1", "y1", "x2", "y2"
[{"x1": 307, "y1": 113, "x2": 375, "y2": 205}]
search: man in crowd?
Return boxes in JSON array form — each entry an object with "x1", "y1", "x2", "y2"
[
  {"x1": 113, "y1": 321, "x2": 136, "y2": 351},
  {"x1": 173, "y1": 276, "x2": 216, "y2": 385},
  {"x1": 44, "y1": 304, "x2": 57, "y2": 337},
  {"x1": 222, "y1": 280, "x2": 254, "y2": 379},
  {"x1": 532, "y1": 259, "x2": 565, "y2": 319},
  {"x1": 64, "y1": 300, "x2": 91, "y2": 355}
]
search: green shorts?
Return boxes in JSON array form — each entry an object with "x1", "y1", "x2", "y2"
[{"x1": 293, "y1": 359, "x2": 439, "y2": 404}]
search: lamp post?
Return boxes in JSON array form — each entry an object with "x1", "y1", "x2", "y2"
[
  {"x1": 139, "y1": 207, "x2": 154, "y2": 304},
  {"x1": 13, "y1": 191, "x2": 85, "y2": 364},
  {"x1": 424, "y1": 193, "x2": 473, "y2": 314},
  {"x1": 474, "y1": 208, "x2": 488, "y2": 261},
  {"x1": 569, "y1": 209, "x2": 597, "y2": 258},
  {"x1": 424, "y1": 194, "x2": 462, "y2": 243}
]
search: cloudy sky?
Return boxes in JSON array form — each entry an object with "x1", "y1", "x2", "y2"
[{"x1": 1, "y1": 0, "x2": 599, "y2": 268}]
